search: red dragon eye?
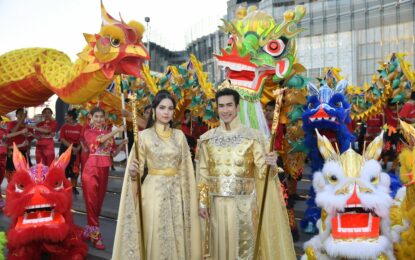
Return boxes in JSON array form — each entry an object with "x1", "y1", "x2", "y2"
[
  {"x1": 227, "y1": 36, "x2": 235, "y2": 46},
  {"x1": 263, "y1": 39, "x2": 285, "y2": 56},
  {"x1": 15, "y1": 183, "x2": 25, "y2": 193},
  {"x1": 54, "y1": 181, "x2": 64, "y2": 191}
]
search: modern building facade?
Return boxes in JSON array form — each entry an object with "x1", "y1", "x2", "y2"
[{"x1": 187, "y1": 0, "x2": 415, "y2": 86}]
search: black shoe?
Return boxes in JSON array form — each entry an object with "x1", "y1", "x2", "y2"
[{"x1": 72, "y1": 188, "x2": 80, "y2": 195}]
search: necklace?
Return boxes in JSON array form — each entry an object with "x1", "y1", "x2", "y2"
[{"x1": 154, "y1": 123, "x2": 172, "y2": 140}]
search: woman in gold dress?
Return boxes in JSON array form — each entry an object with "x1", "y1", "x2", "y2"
[{"x1": 113, "y1": 90, "x2": 201, "y2": 260}]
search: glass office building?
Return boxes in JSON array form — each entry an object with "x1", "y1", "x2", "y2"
[{"x1": 187, "y1": 0, "x2": 415, "y2": 85}]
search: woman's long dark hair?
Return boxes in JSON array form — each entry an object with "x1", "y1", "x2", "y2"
[{"x1": 146, "y1": 89, "x2": 176, "y2": 129}]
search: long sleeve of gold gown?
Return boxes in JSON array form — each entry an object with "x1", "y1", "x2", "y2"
[{"x1": 113, "y1": 124, "x2": 201, "y2": 260}]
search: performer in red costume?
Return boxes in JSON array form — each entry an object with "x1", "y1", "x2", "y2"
[
  {"x1": 6, "y1": 108, "x2": 32, "y2": 177},
  {"x1": 79, "y1": 117, "x2": 91, "y2": 176},
  {"x1": 59, "y1": 109, "x2": 82, "y2": 194},
  {"x1": 399, "y1": 91, "x2": 415, "y2": 124},
  {"x1": 28, "y1": 108, "x2": 58, "y2": 166},
  {"x1": 82, "y1": 107, "x2": 127, "y2": 250},
  {"x1": 364, "y1": 114, "x2": 384, "y2": 143},
  {"x1": 382, "y1": 99, "x2": 401, "y2": 171},
  {"x1": 0, "y1": 117, "x2": 28, "y2": 209}
]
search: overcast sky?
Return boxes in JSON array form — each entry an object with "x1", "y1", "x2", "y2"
[{"x1": 0, "y1": 0, "x2": 228, "y2": 60}]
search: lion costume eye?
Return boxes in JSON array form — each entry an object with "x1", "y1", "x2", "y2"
[
  {"x1": 326, "y1": 173, "x2": 338, "y2": 185},
  {"x1": 54, "y1": 181, "x2": 64, "y2": 191},
  {"x1": 15, "y1": 183, "x2": 24, "y2": 193},
  {"x1": 370, "y1": 175, "x2": 379, "y2": 185}
]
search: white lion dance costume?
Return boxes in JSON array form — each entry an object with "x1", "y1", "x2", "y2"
[{"x1": 302, "y1": 131, "x2": 395, "y2": 260}]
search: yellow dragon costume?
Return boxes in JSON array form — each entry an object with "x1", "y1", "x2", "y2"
[
  {"x1": 390, "y1": 120, "x2": 415, "y2": 260},
  {"x1": 0, "y1": 2, "x2": 149, "y2": 115}
]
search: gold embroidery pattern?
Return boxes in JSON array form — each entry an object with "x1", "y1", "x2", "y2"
[
  {"x1": 208, "y1": 176, "x2": 256, "y2": 196},
  {"x1": 197, "y1": 183, "x2": 209, "y2": 207},
  {"x1": 157, "y1": 175, "x2": 185, "y2": 259},
  {"x1": 236, "y1": 195, "x2": 257, "y2": 259},
  {"x1": 210, "y1": 134, "x2": 244, "y2": 147},
  {"x1": 119, "y1": 177, "x2": 141, "y2": 259}
]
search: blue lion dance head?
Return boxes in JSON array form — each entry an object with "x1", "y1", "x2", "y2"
[
  {"x1": 303, "y1": 79, "x2": 351, "y2": 134},
  {"x1": 301, "y1": 78, "x2": 356, "y2": 234},
  {"x1": 302, "y1": 79, "x2": 355, "y2": 172}
]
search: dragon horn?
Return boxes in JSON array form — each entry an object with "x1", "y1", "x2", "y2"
[
  {"x1": 307, "y1": 82, "x2": 319, "y2": 97},
  {"x1": 400, "y1": 120, "x2": 415, "y2": 147},
  {"x1": 101, "y1": 0, "x2": 120, "y2": 25},
  {"x1": 316, "y1": 129, "x2": 339, "y2": 161},
  {"x1": 50, "y1": 144, "x2": 73, "y2": 170},
  {"x1": 334, "y1": 79, "x2": 348, "y2": 95},
  {"x1": 364, "y1": 131, "x2": 384, "y2": 161},
  {"x1": 12, "y1": 143, "x2": 29, "y2": 172}
]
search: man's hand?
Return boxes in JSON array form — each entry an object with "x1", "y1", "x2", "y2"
[
  {"x1": 265, "y1": 151, "x2": 278, "y2": 167},
  {"x1": 198, "y1": 208, "x2": 209, "y2": 219},
  {"x1": 128, "y1": 158, "x2": 139, "y2": 181}
]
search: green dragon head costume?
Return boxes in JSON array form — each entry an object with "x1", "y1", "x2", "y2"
[{"x1": 215, "y1": 5, "x2": 305, "y2": 136}]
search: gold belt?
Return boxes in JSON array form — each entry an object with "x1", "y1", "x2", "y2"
[
  {"x1": 208, "y1": 176, "x2": 255, "y2": 196},
  {"x1": 148, "y1": 168, "x2": 177, "y2": 177}
]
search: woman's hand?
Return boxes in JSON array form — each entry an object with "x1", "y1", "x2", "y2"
[
  {"x1": 129, "y1": 159, "x2": 139, "y2": 181},
  {"x1": 116, "y1": 125, "x2": 126, "y2": 133}
]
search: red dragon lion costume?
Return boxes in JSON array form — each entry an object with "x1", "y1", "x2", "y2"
[{"x1": 4, "y1": 144, "x2": 87, "y2": 260}]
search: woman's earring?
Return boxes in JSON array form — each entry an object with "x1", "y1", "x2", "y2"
[{"x1": 152, "y1": 112, "x2": 155, "y2": 120}]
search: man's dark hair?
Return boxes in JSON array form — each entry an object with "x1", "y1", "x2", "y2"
[
  {"x1": 266, "y1": 100, "x2": 276, "y2": 108},
  {"x1": 411, "y1": 91, "x2": 415, "y2": 100},
  {"x1": 215, "y1": 88, "x2": 240, "y2": 106},
  {"x1": 16, "y1": 108, "x2": 25, "y2": 115},
  {"x1": 67, "y1": 109, "x2": 78, "y2": 120},
  {"x1": 42, "y1": 107, "x2": 53, "y2": 114}
]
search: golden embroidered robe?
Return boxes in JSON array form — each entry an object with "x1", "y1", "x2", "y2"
[
  {"x1": 112, "y1": 124, "x2": 202, "y2": 260},
  {"x1": 197, "y1": 117, "x2": 295, "y2": 260}
]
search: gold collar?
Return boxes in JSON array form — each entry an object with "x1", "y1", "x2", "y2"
[
  {"x1": 219, "y1": 115, "x2": 242, "y2": 132},
  {"x1": 154, "y1": 122, "x2": 172, "y2": 140}
]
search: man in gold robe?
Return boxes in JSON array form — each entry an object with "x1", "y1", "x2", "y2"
[{"x1": 197, "y1": 88, "x2": 296, "y2": 259}]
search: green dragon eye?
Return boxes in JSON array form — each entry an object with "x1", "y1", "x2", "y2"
[{"x1": 263, "y1": 39, "x2": 285, "y2": 57}]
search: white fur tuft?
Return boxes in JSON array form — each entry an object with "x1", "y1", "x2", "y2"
[{"x1": 324, "y1": 235, "x2": 395, "y2": 260}]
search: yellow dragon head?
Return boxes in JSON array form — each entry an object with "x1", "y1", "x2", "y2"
[
  {"x1": 399, "y1": 120, "x2": 415, "y2": 186},
  {"x1": 78, "y1": 2, "x2": 149, "y2": 79}
]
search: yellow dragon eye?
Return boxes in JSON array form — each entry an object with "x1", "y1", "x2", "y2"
[{"x1": 110, "y1": 37, "x2": 121, "y2": 47}]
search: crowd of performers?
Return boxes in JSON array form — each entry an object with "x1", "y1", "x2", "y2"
[
  {"x1": 0, "y1": 94, "x2": 209, "y2": 250},
  {"x1": 0, "y1": 88, "x2": 415, "y2": 259}
]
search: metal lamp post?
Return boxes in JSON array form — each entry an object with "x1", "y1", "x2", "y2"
[{"x1": 145, "y1": 17, "x2": 150, "y2": 67}]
